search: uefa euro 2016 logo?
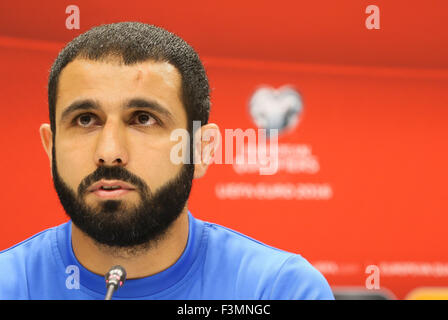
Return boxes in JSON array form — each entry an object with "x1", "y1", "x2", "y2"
[{"x1": 248, "y1": 86, "x2": 303, "y2": 138}]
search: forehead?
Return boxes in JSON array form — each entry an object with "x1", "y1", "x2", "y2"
[{"x1": 56, "y1": 57, "x2": 184, "y2": 120}]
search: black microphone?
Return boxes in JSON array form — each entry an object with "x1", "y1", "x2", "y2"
[{"x1": 104, "y1": 265, "x2": 127, "y2": 300}]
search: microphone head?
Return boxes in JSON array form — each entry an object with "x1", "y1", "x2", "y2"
[{"x1": 105, "y1": 265, "x2": 127, "y2": 289}]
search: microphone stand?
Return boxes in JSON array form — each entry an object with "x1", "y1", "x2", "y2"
[{"x1": 104, "y1": 265, "x2": 127, "y2": 300}]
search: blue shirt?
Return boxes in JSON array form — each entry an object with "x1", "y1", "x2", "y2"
[{"x1": 0, "y1": 212, "x2": 334, "y2": 300}]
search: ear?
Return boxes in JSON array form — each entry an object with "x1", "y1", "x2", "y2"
[
  {"x1": 39, "y1": 123, "x2": 53, "y2": 175},
  {"x1": 193, "y1": 123, "x2": 220, "y2": 179}
]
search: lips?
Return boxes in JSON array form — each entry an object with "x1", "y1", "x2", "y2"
[{"x1": 87, "y1": 180, "x2": 136, "y2": 199}]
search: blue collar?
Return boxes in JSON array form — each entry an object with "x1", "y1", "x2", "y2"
[{"x1": 55, "y1": 211, "x2": 205, "y2": 298}]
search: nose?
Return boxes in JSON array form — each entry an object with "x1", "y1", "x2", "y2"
[{"x1": 94, "y1": 119, "x2": 129, "y2": 167}]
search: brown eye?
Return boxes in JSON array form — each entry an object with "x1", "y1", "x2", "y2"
[
  {"x1": 77, "y1": 114, "x2": 95, "y2": 127},
  {"x1": 134, "y1": 112, "x2": 157, "y2": 126}
]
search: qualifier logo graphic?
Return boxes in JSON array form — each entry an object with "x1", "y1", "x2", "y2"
[
  {"x1": 215, "y1": 84, "x2": 333, "y2": 200},
  {"x1": 248, "y1": 86, "x2": 303, "y2": 137}
]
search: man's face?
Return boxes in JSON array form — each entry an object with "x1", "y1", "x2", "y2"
[{"x1": 49, "y1": 57, "x2": 193, "y2": 248}]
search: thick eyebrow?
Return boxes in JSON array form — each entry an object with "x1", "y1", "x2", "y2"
[
  {"x1": 60, "y1": 98, "x2": 174, "y2": 124},
  {"x1": 60, "y1": 99, "x2": 100, "y2": 123},
  {"x1": 124, "y1": 98, "x2": 174, "y2": 123}
]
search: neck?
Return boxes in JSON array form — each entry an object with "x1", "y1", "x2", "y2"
[{"x1": 71, "y1": 208, "x2": 190, "y2": 279}]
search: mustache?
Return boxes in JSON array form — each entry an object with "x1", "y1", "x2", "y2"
[{"x1": 77, "y1": 166, "x2": 150, "y2": 197}]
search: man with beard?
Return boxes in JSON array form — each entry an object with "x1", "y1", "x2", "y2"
[{"x1": 0, "y1": 22, "x2": 333, "y2": 300}]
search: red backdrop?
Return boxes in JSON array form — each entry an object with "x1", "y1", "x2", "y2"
[{"x1": 0, "y1": 0, "x2": 447, "y2": 300}]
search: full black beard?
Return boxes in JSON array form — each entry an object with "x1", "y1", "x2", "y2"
[{"x1": 51, "y1": 146, "x2": 194, "y2": 249}]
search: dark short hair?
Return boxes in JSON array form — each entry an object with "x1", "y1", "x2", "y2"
[{"x1": 48, "y1": 22, "x2": 210, "y2": 135}]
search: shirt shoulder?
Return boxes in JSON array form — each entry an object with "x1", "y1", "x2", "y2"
[
  {"x1": 0, "y1": 225, "x2": 64, "y2": 299},
  {"x1": 200, "y1": 221, "x2": 334, "y2": 300}
]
